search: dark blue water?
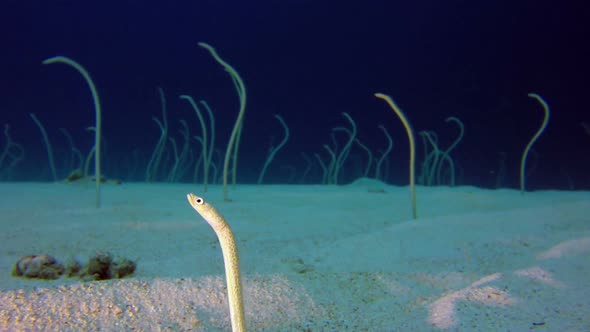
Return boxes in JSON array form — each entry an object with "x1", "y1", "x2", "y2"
[{"x1": 1, "y1": 1, "x2": 588, "y2": 189}]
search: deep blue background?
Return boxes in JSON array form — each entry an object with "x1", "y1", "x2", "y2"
[{"x1": 1, "y1": 1, "x2": 588, "y2": 188}]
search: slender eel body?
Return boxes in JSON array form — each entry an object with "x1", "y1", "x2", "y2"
[{"x1": 186, "y1": 193, "x2": 245, "y2": 332}]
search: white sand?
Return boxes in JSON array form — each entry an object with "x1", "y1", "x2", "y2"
[{"x1": 1, "y1": 180, "x2": 589, "y2": 331}]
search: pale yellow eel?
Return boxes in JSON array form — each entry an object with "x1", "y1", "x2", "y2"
[{"x1": 187, "y1": 193, "x2": 246, "y2": 332}]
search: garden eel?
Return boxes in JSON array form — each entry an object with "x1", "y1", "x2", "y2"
[{"x1": 187, "y1": 193, "x2": 245, "y2": 332}]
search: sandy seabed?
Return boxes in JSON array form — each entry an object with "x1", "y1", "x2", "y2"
[{"x1": 1, "y1": 180, "x2": 589, "y2": 331}]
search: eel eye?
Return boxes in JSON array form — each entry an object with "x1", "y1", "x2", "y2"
[{"x1": 187, "y1": 193, "x2": 205, "y2": 206}]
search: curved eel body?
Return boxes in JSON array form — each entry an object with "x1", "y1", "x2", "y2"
[{"x1": 187, "y1": 193, "x2": 245, "y2": 332}]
